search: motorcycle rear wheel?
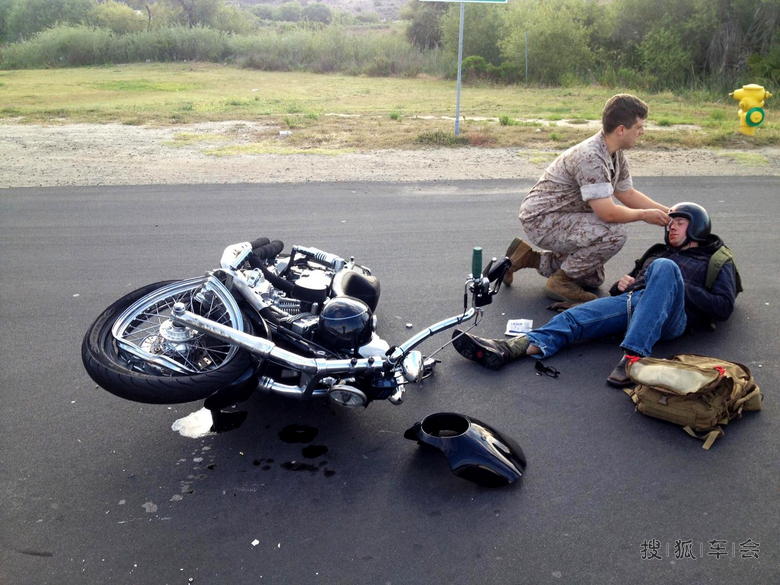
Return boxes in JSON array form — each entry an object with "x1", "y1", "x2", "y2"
[{"x1": 82, "y1": 280, "x2": 254, "y2": 404}]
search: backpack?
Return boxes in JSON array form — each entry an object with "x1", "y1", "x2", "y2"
[{"x1": 623, "y1": 354, "x2": 762, "y2": 450}]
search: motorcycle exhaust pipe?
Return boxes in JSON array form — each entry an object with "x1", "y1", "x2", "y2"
[{"x1": 257, "y1": 376, "x2": 328, "y2": 399}]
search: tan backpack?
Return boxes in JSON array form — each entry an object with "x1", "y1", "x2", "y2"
[{"x1": 623, "y1": 354, "x2": 762, "y2": 450}]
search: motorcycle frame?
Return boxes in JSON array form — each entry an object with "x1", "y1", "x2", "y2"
[{"x1": 168, "y1": 242, "x2": 507, "y2": 405}]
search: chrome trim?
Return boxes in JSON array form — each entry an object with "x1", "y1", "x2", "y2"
[
  {"x1": 391, "y1": 308, "x2": 477, "y2": 360},
  {"x1": 170, "y1": 308, "x2": 389, "y2": 378},
  {"x1": 291, "y1": 245, "x2": 346, "y2": 272},
  {"x1": 401, "y1": 351, "x2": 423, "y2": 383},
  {"x1": 258, "y1": 376, "x2": 328, "y2": 399}
]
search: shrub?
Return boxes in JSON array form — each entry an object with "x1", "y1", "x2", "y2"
[
  {"x1": 499, "y1": 0, "x2": 594, "y2": 85},
  {"x1": 90, "y1": 0, "x2": 146, "y2": 35},
  {"x1": 251, "y1": 5, "x2": 273, "y2": 21},
  {"x1": 639, "y1": 26, "x2": 692, "y2": 87},
  {"x1": 356, "y1": 12, "x2": 380, "y2": 24},
  {"x1": 461, "y1": 54, "x2": 488, "y2": 81},
  {"x1": 7, "y1": 0, "x2": 93, "y2": 40},
  {"x1": 401, "y1": 0, "x2": 447, "y2": 50},
  {"x1": 275, "y1": 2, "x2": 301, "y2": 23},
  {"x1": 414, "y1": 130, "x2": 469, "y2": 146},
  {"x1": 301, "y1": 3, "x2": 331, "y2": 24},
  {"x1": 440, "y1": 3, "x2": 507, "y2": 67}
]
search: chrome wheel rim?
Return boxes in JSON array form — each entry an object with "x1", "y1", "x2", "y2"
[{"x1": 112, "y1": 276, "x2": 243, "y2": 375}]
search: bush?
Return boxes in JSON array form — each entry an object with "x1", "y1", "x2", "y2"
[
  {"x1": 414, "y1": 130, "x2": 469, "y2": 146},
  {"x1": 213, "y1": 5, "x2": 256, "y2": 34},
  {"x1": 0, "y1": 22, "x2": 456, "y2": 77},
  {"x1": 639, "y1": 26, "x2": 692, "y2": 87},
  {"x1": 6, "y1": 0, "x2": 93, "y2": 40},
  {"x1": 251, "y1": 5, "x2": 273, "y2": 21},
  {"x1": 401, "y1": 0, "x2": 447, "y2": 50},
  {"x1": 748, "y1": 40, "x2": 780, "y2": 86},
  {"x1": 275, "y1": 2, "x2": 301, "y2": 23},
  {"x1": 301, "y1": 3, "x2": 331, "y2": 24},
  {"x1": 90, "y1": 0, "x2": 146, "y2": 35},
  {"x1": 461, "y1": 54, "x2": 488, "y2": 81},
  {"x1": 440, "y1": 3, "x2": 507, "y2": 67},
  {"x1": 0, "y1": 0, "x2": 18, "y2": 43},
  {"x1": 355, "y1": 11, "x2": 380, "y2": 24},
  {"x1": 499, "y1": 0, "x2": 594, "y2": 85},
  {"x1": 363, "y1": 55, "x2": 395, "y2": 76}
]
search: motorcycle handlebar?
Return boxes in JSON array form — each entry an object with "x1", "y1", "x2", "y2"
[{"x1": 250, "y1": 239, "x2": 285, "y2": 260}]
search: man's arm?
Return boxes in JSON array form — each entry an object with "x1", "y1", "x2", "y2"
[
  {"x1": 614, "y1": 187, "x2": 669, "y2": 212},
  {"x1": 684, "y1": 262, "x2": 737, "y2": 322},
  {"x1": 588, "y1": 197, "x2": 669, "y2": 225}
]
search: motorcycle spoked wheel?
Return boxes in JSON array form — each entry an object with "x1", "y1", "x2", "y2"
[{"x1": 82, "y1": 280, "x2": 255, "y2": 405}]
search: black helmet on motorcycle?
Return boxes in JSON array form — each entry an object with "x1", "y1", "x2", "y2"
[
  {"x1": 316, "y1": 296, "x2": 373, "y2": 353},
  {"x1": 665, "y1": 202, "x2": 711, "y2": 247}
]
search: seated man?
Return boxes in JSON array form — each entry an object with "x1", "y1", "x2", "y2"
[{"x1": 452, "y1": 202, "x2": 740, "y2": 386}]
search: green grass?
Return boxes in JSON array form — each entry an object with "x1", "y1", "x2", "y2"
[
  {"x1": 0, "y1": 64, "x2": 777, "y2": 150},
  {"x1": 717, "y1": 151, "x2": 771, "y2": 166},
  {"x1": 414, "y1": 130, "x2": 469, "y2": 147}
]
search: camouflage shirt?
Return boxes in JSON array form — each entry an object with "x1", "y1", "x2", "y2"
[{"x1": 519, "y1": 131, "x2": 633, "y2": 221}]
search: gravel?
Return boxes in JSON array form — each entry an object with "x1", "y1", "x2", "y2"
[{"x1": 2, "y1": 121, "x2": 779, "y2": 188}]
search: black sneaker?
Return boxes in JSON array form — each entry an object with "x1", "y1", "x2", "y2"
[
  {"x1": 606, "y1": 356, "x2": 633, "y2": 388},
  {"x1": 451, "y1": 329, "x2": 512, "y2": 370}
]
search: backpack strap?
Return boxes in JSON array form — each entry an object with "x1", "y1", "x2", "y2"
[
  {"x1": 706, "y1": 245, "x2": 743, "y2": 295},
  {"x1": 683, "y1": 426, "x2": 724, "y2": 450}
]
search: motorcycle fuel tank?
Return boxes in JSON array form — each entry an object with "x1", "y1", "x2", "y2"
[{"x1": 404, "y1": 412, "x2": 526, "y2": 488}]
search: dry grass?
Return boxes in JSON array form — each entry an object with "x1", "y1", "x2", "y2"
[{"x1": 1, "y1": 63, "x2": 778, "y2": 150}]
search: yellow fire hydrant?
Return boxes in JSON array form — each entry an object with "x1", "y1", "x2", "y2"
[{"x1": 730, "y1": 84, "x2": 772, "y2": 136}]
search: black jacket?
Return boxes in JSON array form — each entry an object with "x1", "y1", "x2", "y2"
[{"x1": 609, "y1": 234, "x2": 738, "y2": 328}]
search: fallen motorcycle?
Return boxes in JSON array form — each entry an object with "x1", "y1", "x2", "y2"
[{"x1": 82, "y1": 238, "x2": 510, "y2": 427}]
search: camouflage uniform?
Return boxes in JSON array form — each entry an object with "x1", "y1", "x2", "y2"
[{"x1": 519, "y1": 131, "x2": 632, "y2": 287}]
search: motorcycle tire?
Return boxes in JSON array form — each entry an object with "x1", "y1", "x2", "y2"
[{"x1": 82, "y1": 280, "x2": 255, "y2": 405}]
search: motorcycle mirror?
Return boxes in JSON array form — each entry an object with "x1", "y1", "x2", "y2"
[{"x1": 401, "y1": 350, "x2": 423, "y2": 383}]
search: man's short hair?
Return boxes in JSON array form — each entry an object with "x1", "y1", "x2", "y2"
[{"x1": 602, "y1": 94, "x2": 648, "y2": 134}]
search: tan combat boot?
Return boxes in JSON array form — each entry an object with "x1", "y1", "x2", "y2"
[
  {"x1": 544, "y1": 269, "x2": 598, "y2": 303},
  {"x1": 503, "y1": 238, "x2": 542, "y2": 285}
]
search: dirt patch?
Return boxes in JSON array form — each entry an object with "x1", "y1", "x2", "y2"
[{"x1": 2, "y1": 121, "x2": 779, "y2": 188}]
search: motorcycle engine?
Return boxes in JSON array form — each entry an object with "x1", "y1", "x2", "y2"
[{"x1": 315, "y1": 297, "x2": 373, "y2": 353}]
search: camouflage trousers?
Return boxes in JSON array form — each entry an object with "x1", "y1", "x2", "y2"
[{"x1": 520, "y1": 212, "x2": 627, "y2": 287}]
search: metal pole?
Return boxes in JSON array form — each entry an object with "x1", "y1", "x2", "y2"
[
  {"x1": 455, "y1": 2, "x2": 465, "y2": 135},
  {"x1": 525, "y1": 30, "x2": 528, "y2": 86}
]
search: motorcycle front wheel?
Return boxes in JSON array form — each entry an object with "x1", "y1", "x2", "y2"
[{"x1": 82, "y1": 279, "x2": 254, "y2": 404}]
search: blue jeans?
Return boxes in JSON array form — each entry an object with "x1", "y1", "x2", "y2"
[{"x1": 525, "y1": 258, "x2": 688, "y2": 358}]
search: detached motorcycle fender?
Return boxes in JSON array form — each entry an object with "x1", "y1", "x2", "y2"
[{"x1": 404, "y1": 412, "x2": 526, "y2": 488}]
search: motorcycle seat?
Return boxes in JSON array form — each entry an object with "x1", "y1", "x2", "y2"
[{"x1": 331, "y1": 269, "x2": 380, "y2": 312}]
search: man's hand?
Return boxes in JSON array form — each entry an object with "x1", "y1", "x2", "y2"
[
  {"x1": 617, "y1": 275, "x2": 636, "y2": 292},
  {"x1": 642, "y1": 209, "x2": 671, "y2": 226}
]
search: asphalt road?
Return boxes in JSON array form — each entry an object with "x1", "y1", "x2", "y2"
[{"x1": 1, "y1": 178, "x2": 778, "y2": 585}]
